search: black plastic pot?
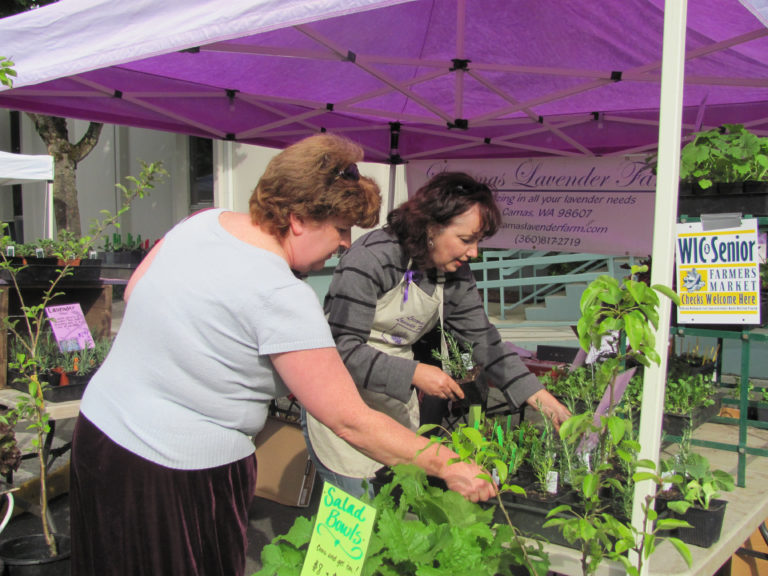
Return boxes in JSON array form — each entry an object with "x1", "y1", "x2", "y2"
[
  {"x1": 0, "y1": 534, "x2": 70, "y2": 576},
  {"x1": 672, "y1": 499, "x2": 727, "y2": 548},
  {"x1": 678, "y1": 180, "x2": 768, "y2": 217}
]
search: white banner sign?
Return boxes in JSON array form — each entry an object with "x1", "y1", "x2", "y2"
[
  {"x1": 406, "y1": 157, "x2": 655, "y2": 256},
  {"x1": 675, "y1": 218, "x2": 760, "y2": 325}
]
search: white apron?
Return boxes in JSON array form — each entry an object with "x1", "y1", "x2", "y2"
[{"x1": 306, "y1": 268, "x2": 443, "y2": 478}]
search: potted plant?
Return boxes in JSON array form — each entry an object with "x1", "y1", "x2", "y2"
[
  {"x1": 676, "y1": 123, "x2": 768, "y2": 216},
  {"x1": 0, "y1": 161, "x2": 165, "y2": 571},
  {"x1": 430, "y1": 328, "x2": 486, "y2": 418},
  {"x1": 661, "y1": 450, "x2": 735, "y2": 548}
]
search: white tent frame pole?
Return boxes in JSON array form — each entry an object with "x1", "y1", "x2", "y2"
[
  {"x1": 631, "y1": 1, "x2": 687, "y2": 573},
  {"x1": 45, "y1": 180, "x2": 54, "y2": 239}
]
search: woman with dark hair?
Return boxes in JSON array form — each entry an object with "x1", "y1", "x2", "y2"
[
  {"x1": 304, "y1": 171, "x2": 570, "y2": 497},
  {"x1": 69, "y1": 137, "x2": 495, "y2": 576}
]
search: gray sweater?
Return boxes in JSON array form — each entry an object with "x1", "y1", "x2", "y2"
[{"x1": 324, "y1": 228, "x2": 542, "y2": 410}]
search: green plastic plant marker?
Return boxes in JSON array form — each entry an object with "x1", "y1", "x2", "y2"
[{"x1": 469, "y1": 404, "x2": 482, "y2": 429}]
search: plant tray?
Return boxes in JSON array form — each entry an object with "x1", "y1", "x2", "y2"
[
  {"x1": 9, "y1": 375, "x2": 89, "y2": 402},
  {"x1": 0, "y1": 258, "x2": 102, "y2": 285},
  {"x1": 663, "y1": 394, "x2": 723, "y2": 438},
  {"x1": 678, "y1": 184, "x2": 768, "y2": 217},
  {"x1": 495, "y1": 492, "x2": 576, "y2": 549}
]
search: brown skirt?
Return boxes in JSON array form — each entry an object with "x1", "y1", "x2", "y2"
[{"x1": 70, "y1": 415, "x2": 257, "y2": 576}]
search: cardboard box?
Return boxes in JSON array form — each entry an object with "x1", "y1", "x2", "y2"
[
  {"x1": 252, "y1": 416, "x2": 316, "y2": 507},
  {"x1": 730, "y1": 521, "x2": 768, "y2": 576}
]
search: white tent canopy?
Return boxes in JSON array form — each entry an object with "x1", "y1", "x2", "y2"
[
  {"x1": 0, "y1": 150, "x2": 53, "y2": 186},
  {"x1": 0, "y1": 151, "x2": 55, "y2": 239}
]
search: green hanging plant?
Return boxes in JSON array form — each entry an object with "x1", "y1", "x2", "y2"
[{"x1": 679, "y1": 124, "x2": 768, "y2": 189}]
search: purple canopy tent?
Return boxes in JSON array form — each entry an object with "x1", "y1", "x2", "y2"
[
  {"x1": 1, "y1": 0, "x2": 766, "y2": 562},
  {"x1": 0, "y1": 0, "x2": 766, "y2": 161}
]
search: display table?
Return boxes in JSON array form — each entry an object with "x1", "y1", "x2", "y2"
[
  {"x1": 0, "y1": 387, "x2": 80, "y2": 422},
  {"x1": 0, "y1": 280, "x2": 113, "y2": 389},
  {"x1": 542, "y1": 422, "x2": 768, "y2": 576}
]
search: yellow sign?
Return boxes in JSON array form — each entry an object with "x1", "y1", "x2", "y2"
[
  {"x1": 675, "y1": 218, "x2": 760, "y2": 324},
  {"x1": 300, "y1": 482, "x2": 376, "y2": 576}
]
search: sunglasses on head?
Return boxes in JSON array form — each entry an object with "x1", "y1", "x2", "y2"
[{"x1": 331, "y1": 163, "x2": 360, "y2": 183}]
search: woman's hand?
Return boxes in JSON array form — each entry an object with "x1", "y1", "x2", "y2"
[
  {"x1": 526, "y1": 388, "x2": 571, "y2": 430},
  {"x1": 439, "y1": 459, "x2": 497, "y2": 503},
  {"x1": 412, "y1": 363, "x2": 465, "y2": 401}
]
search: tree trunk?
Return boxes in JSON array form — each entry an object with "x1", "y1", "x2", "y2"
[
  {"x1": 53, "y1": 154, "x2": 80, "y2": 234},
  {"x1": 26, "y1": 113, "x2": 103, "y2": 236}
]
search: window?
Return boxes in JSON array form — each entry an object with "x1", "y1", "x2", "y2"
[{"x1": 189, "y1": 136, "x2": 213, "y2": 212}]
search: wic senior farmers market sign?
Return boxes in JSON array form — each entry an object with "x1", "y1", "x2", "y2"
[{"x1": 406, "y1": 156, "x2": 655, "y2": 256}]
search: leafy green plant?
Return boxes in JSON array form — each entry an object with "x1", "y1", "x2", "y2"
[
  {"x1": 663, "y1": 373, "x2": 716, "y2": 416},
  {"x1": 605, "y1": 461, "x2": 692, "y2": 576},
  {"x1": 417, "y1": 416, "x2": 553, "y2": 575},
  {"x1": 679, "y1": 123, "x2": 768, "y2": 189},
  {"x1": 0, "y1": 56, "x2": 15, "y2": 88},
  {"x1": 255, "y1": 464, "x2": 550, "y2": 576},
  {"x1": 526, "y1": 410, "x2": 559, "y2": 495},
  {"x1": 431, "y1": 327, "x2": 476, "y2": 381},
  {"x1": 545, "y1": 414, "x2": 692, "y2": 576},
  {"x1": 0, "y1": 160, "x2": 166, "y2": 557},
  {"x1": 577, "y1": 265, "x2": 679, "y2": 416},
  {"x1": 101, "y1": 232, "x2": 147, "y2": 254},
  {"x1": 541, "y1": 266, "x2": 682, "y2": 575},
  {"x1": 664, "y1": 452, "x2": 734, "y2": 513},
  {"x1": 543, "y1": 366, "x2": 607, "y2": 413}
]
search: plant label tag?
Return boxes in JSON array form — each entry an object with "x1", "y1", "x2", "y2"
[
  {"x1": 45, "y1": 303, "x2": 95, "y2": 352},
  {"x1": 546, "y1": 471, "x2": 559, "y2": 494},
  {"x1": 301, "y1": 482, "x2": 376, "y2": 576},
  {"x1": 661, "y1": 470, "x2": 674, "y2": 492}
]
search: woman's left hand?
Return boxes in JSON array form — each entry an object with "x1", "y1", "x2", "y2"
[{"x1": 526, "y1": 389, "x2": 571, "y2": 431}]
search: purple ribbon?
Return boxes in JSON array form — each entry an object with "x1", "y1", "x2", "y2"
[{"x1": 403, "y1": 270, "x2": 414, "y2": 302}]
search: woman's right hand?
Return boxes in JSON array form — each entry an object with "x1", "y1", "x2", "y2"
[
  {"x1": 413, "y1": 363, "x2": 464, "y2": 401},
  {"x1": 439, "y1": 459, "x2": 497, "y2": 502}
]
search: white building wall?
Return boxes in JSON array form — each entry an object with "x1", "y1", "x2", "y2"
[
  {"x1": 4, "y1": 109, "x2": 406, "y2": 245},
  {"x1": 214, "y1": 140, "x2": 407, "y2": 239}
]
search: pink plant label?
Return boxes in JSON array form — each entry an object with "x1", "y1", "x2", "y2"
[{"x1": 45, "y1": 303, "x2": 95, "y2": 352}]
